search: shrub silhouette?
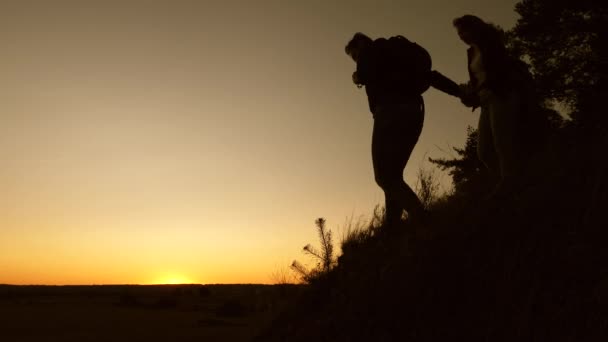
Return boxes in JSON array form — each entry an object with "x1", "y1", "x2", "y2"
[
  {"x1": 429, "y1": 126, "x2": 493, "y2": 199},
  {"x1": 291, "y1": 218, "x2": 337, "y2": 283},
  {"x1": 414, "y1": 164, "x2": 443, "y2": 210}
]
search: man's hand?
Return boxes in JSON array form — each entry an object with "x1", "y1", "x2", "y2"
[{"x1": 352, "y1": 71, "x2": 363, "y2": 88}]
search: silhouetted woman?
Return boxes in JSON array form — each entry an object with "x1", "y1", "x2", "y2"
[{"x1": 454, "y1": 15, "x2": 540, "y2": 199}]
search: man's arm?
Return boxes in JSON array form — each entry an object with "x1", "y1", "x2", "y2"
[
  {"x1": 429, "y1": 70, "x2": 461, "y2": 97},
  {"x1": 353, "y1": 43, "x2": 375, "y2": 87}
]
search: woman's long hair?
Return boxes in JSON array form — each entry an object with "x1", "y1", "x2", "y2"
[
  {"x1": 454, "y1": 15, "x2": 512, "y2": 89},
  {"x1": 453, "y1": 15, "x2": 507, "y2": 58}
]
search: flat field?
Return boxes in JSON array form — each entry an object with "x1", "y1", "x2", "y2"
[{"x1": 0, "y1": 284, "x2": 300, "y2": 342}]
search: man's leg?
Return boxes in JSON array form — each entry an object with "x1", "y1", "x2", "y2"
[
  {"x1": 382, "y1": 181, "x2": 425, "y2": 226},
  {"x1": 372, "y1": 104, "x2": 424, "y2": 225},
  {"x1": 372, "y1": 116, "x2": 404, "y2": 225},
  {"x1": 396, "y1": 178, "x2": 426, "y2": 221},
  {"x1": 383, "y1": 195, "x2": 404, "y2": 226},
  {"x1": 395, "y1": 124, "x2": 426, "y2": 222}
]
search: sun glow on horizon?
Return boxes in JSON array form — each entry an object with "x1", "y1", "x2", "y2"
[{"x1": 149, "y1": 274, "x2": 198, "y2": 285}]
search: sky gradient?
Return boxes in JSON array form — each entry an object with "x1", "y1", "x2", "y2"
[{"x1": 1, "y1": 0, "x2": 519, "y2": 285}]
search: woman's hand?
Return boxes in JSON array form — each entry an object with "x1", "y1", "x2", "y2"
[{"x1": 459, "y1": 83, "x2": 479, "y2": 108}]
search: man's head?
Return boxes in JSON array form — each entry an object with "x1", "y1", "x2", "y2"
[{"x1": 345, "y1": 32, "x2": 373, "y2": 62}]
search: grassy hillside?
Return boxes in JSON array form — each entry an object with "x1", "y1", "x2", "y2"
[{"x1": 257, "y1": 131, "x2": 608, "y2": 341}]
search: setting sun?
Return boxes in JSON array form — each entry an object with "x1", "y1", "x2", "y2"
[{"x1": 151, "y1": 275, "x2": 197, "y2": 285}]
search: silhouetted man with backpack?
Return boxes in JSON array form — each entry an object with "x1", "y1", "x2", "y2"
[{"x1": 346, "y1": 32, "x2": 460, "y2": 226}]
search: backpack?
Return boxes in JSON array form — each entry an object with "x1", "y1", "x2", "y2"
[{"x1": 375, "y1": 35, "x2": 432, "y2": 94}]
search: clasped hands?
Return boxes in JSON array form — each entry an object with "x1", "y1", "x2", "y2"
[{"x1": 458, "y1": 83, "x2": 480, "y2": 110}]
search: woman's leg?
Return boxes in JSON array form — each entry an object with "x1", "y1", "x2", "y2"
[
  {"x1": 486, "y1": 90, "x2": 523, "y2": 193},
  {"x1": 477, "y1": 91, "x2": 500, "y2": 180}
]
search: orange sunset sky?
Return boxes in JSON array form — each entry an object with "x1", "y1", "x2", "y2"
[{"x1": 1, "y1": 0, "x2": 519, "y2": 285}]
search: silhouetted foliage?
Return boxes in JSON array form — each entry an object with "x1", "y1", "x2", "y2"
[
  {"x1": 508, "y1": 0, "x2": 608, "y2": 127},
  {"x1": 270, "y1": 265, "x2": 297, "y2": 285},
  {"x1": 339, "y1": 206, "x2": 384, "y2": 264},
  {"x1": 414, "y1": 165, "x2": 442, "y2": 210},
  {"x1": 291, "y1": 218, "x2": 337, "y2": 283},
  {"x1": 429, "y1": 126, "x2": 492, "y2": 198}
]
